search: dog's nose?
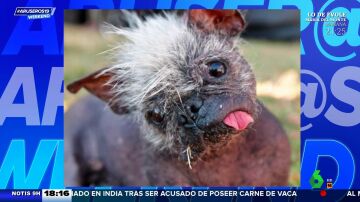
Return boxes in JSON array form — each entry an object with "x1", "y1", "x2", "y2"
[
  {"x1": 185, "y1": 97, "x2": 203, "y2": 120},
  {"x1": 177, "y1": 96, "x2": 204, "y2": 127}
]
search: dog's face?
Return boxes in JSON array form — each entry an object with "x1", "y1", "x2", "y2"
[{"x1": 68, "y1": 10, "x2": 259, "y2": 163}]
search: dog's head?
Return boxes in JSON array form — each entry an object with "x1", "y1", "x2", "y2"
[{"x1": 68, "y1": 10, "x2": 259, "y2": 164}]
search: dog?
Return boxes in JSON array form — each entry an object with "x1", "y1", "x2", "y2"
[{"x1": 65, "y1": 10, "x2": 291, "y2": 186}]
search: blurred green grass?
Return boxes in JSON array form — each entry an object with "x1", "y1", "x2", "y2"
[
  {"x1": 242, "y1": 39, "x2": 300, "y2": 186},
  {"x1": 64, "y1": 24, "x2": 300, "y2": 186}
]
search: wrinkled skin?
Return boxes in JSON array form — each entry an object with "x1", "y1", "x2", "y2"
[{"x1": 65, "y1": 95, "x2": 290, "y2": 186}]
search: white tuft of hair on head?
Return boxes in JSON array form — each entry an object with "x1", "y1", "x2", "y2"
[{"x1": 103, "y1": 13, "x2": 199, "y2": 111}]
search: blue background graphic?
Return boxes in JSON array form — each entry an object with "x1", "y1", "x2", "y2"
[{"x1": 0, "y1": 0, "x2": 359, "y2": 191}]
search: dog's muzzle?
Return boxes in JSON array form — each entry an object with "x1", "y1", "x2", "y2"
[{"x1": 177, "y1": 94, "x2": 255, "y2": 132}]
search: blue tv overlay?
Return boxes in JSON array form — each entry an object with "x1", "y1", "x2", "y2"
[{"x1": 0, "y1": 0, "x2": 359, "y2": 191}]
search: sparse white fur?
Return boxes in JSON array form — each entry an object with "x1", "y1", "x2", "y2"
[{"x1": 105, "y1": 13, "x2": 193, "y2": 107}]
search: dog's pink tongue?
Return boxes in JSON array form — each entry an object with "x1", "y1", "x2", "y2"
[{"x1": 223, "y1": 111, "x2": 254, "y2": 130}]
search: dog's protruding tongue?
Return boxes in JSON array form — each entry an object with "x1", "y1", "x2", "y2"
[{"x1": 223, "y1": 111, "x2": 254, "y2": 131}]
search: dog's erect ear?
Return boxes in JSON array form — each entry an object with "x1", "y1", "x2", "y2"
[
  {"x1": 67, "y1": 68, "x2": 128, "y2": 114},
  {"x1": 188, "y1": 10, "x2": 245, "y2": 36}
]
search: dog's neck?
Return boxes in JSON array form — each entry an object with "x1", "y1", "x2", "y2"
[
  {"x1": 142, "y1": 132, "x2": 249, "y2": 186},
  {"x1": 156, "y1": 131, "x2": 248, "y2": 170}
]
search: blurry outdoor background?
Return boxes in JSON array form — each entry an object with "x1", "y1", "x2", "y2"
[{"x1": 64, "y1": 10, "x2": 300, "y2": 186}]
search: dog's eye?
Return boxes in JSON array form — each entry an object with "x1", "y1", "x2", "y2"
[
  {"x1": 207, "y1": 61, "x2": 226, "y2": 78},
  {"x1": 146, "y1": 107, "x2": 164, "y2": 125}
]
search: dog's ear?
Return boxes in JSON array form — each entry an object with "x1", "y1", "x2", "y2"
[
  {"x1": 67, "y1": 68, "x2": 128, "y2": 114},
  {"x1": 188, "y1": 10, "x2": 246, "y2": 36}
]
